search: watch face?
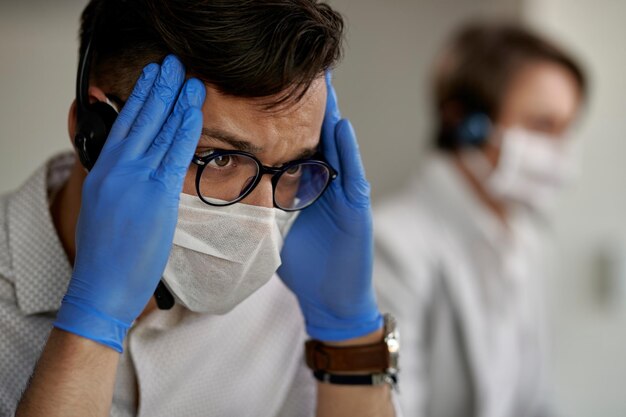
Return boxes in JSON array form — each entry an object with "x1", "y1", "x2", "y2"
[
  {"x1": 383, "y1": 314, "x2": 400, "y2": 372},
  {"x1": 388, "y1": 341, "x2": 399, "y2": 372}
]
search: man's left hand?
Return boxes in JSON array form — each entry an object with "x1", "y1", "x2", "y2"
[{"x1": 278, "y1": 73, "x2": 382, "y2": 342}]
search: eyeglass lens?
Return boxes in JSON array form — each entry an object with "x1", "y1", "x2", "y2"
[{"x1": 197, "y1": 153, "x2": 331, "y2": 210}]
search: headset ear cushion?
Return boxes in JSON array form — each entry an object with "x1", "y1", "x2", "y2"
[
  {"x1": 76, "y1": 101, "x2": 119, "y2": 170},
  {"x1": 456, "y1": 113, "x2": 492, "y2": 147},
  {"x1": 88, "y1": 101, "x2": 119, "y2": 144}
]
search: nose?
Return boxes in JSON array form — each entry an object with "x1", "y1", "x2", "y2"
[{"x1": 240, "y1": 175, "x2": 274, "y2": 208}]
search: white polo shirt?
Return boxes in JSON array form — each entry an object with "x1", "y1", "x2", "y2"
[
  {"x1": 0, "y1": 153, "x2": 316, "y2": 416},
  {"x1": 374, "y1": 153, "x2": 554, "y2": 417}
]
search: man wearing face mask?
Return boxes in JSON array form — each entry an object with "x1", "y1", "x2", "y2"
[
  {"x1": 0, "y1": 1, "x2": 400, "y2": 416},
  {"x1": 374, "y1": 22, "x2": 586, "y2": 417}
]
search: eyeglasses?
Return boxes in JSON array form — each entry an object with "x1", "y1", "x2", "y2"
[{"x1": 191, "y1": 150, "x2": 338, "y2": 211}]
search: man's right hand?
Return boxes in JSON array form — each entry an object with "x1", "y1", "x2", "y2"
[{"x1": 53, "y1": 55, "x2": 206, "y2": 353}]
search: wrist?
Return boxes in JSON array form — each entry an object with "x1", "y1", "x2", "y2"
[
  {"x1": 304, "y1": 313, "x2": 400, "y2": 389},
  {"x1": 49, "y1": 327, "x2": 121, "y2": 357},
  {"x1": 314, "y1": 327, "x2": 385, "y2": 377},
  {"x1": 304, "y1": 309, "x2": 383, "y2": 342},
  {"x1": 54, "y1": 296, "x2": 130, "y2": 353},
  {"x1": 17, "y1": 328, "x2": 120, "y2": 416},
  {"x1": 322, "y1": 327, "x2": 384, "y2": 348}
]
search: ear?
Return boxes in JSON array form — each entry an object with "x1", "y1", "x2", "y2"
[
  {"x1": 440, "y1": 100, "x2": 465, "y2": 126},
  {"x1": 67, "y1": 86, "x2": 111, "y2": 145},
  {"x1": 68, "y1": 99, "x2": 78, "y2": 145}
]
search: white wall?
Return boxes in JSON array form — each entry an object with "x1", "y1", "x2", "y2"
[
  {"x1": 522, "y1": 1, "x2": 626, "y2": 416},
  {"x1": 0, "y1": 2, "x2": 85, "y2": 193}
]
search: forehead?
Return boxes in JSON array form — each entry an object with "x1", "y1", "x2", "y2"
[
  {"x1": 502, "y1": 61, "x2": 582, "y2": 120},
  {"x1": 199, "y1": 77, "x2": 327, "y2": 160}
]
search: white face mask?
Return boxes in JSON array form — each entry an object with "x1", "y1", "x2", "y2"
[
  {"x1": 162, "y1": 193, "x2": 299, "y2": 314},
  {"x1": 462, "y1": 127, "x2": 578, "y2": 216}
]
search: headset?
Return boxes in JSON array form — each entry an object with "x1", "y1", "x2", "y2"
[
  {"x1": 74, "y1": 34, "x2": 176, "y2": 310},
  {"x1": 454, "y1": 112, "x2": 492, "y2": 147},
  {"x1": 74, "y1": 37, "x2": 120, "y2": 171},
  {"x1": 436, "y1": 96, "x2": 493, "y2": 150}
]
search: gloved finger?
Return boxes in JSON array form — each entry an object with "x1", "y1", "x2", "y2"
[
  {"x1": 335, "y1": 118, "x2": 371, "y2": 207},
  {"x1": 321, "y1": 71, "x2": 341, "y2": 172},
  {"x1": 145, "y1": 78, "x2": 206, "y2": 167},
  {"x1": 123, "y1": 55, "x2": 186, "y2": 159},
  {"x1": 103, "y1": 63, "x2": 159, "y2": 151},
  {"x1": 154, "y1": 107, "x2": 203, "y2": 193}
]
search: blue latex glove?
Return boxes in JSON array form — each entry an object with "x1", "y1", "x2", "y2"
[
  {"x1": 54, "y1": 56, "x2": 206, "y2": 352},
  {"x1": 278, "y1": 73, "x2": 382, "y2": 342}
]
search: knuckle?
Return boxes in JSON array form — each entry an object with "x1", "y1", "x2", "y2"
[
  {"x1": 132, "y1": 110, "x2": 155, "y2": 129},
  {"x1": 129, "y1": 87, "x2": 143, "y2": 101},
  {"x1": 153, "y1": 77, "x2": 177, "y2": 102},
  {"x1": 129, "y1": 84, "x2": 149, "y2": 102},
  {"x1": 151, "y1": 132, "x2": 171, "y2": 151},
  {"x1": 174, "y1": 93, "x2": 190, "y2": 111}
]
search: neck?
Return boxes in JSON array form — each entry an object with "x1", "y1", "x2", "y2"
[
  {"x1": 452, "y1": 151, "x2": 510, "y2": 227},
  {"x1": 50, "y1": 160, "x2": 86, "y2": 266}
]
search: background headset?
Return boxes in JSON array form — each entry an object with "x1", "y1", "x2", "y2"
[
  {"x1": 455, "y1": 112, "x2": 492, "y2": 147},
  {"x1": 74, "y1": 33, "x2": 176, "y2": 310},
  {"x1": 436, "y1": 96, "x2": 493, "y2": 149}
]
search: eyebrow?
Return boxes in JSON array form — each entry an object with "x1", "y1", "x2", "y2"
[
  {"x1": 294, "y1": 147, "x2": 319, "y2": 161},
  {"x1": 201, "y1": 128, "x2": 264, "y2": 153},
  {"x1": 200, "y1": 127, "x2": 320, "y2": 162}
]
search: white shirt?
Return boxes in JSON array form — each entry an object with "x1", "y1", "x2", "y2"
[
  {"x1": 374, "y1": 153, "x2": 555, "y2": 417},
  {"x1": 0, "y1": 153, "x2": 316, "y2": 416}
]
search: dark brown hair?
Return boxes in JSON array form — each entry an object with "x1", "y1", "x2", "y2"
[
  {"x1": 80, "y1": 0, "x2": 344, "y2": 108},
  {"x1": 433, "y1": 21, "x2": 587, "y2": 150}
]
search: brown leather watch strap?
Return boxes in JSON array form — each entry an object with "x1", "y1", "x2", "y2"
[{"x1": 305, "y1": 339, "x2": 390, "y2": 373}]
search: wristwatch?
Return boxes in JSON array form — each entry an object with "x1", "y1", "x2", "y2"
[{"x1": 305, "y1": 313, "x2": 399, "y2": 387}]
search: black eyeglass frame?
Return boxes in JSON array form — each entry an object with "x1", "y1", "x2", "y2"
[{"x1": 192, "y1": 149, "x2": 338, "y2": 212}]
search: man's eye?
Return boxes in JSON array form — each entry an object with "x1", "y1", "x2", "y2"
[
  {"x1": 285, "y1": 164, "x2": 302, "y2": 175},
  {"x1": 209, "y1": 155, "x2": 233, "y2": 168}
]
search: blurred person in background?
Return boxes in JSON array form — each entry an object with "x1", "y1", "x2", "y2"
[{"x1": 374, "y1": 22, "x2": 587, "y2": 417}]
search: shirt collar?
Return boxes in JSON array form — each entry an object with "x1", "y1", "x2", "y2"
[{"x1": 7, "y1": 153, "x2": 74, "y2": 315}]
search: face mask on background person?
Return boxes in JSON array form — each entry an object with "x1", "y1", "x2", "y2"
[
  {"x1": 461, "y1": 127, "x2": 579, "y2": 217},
  {"x1": 162, "y1": 192, "x2": 299, "y2": 314}
]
